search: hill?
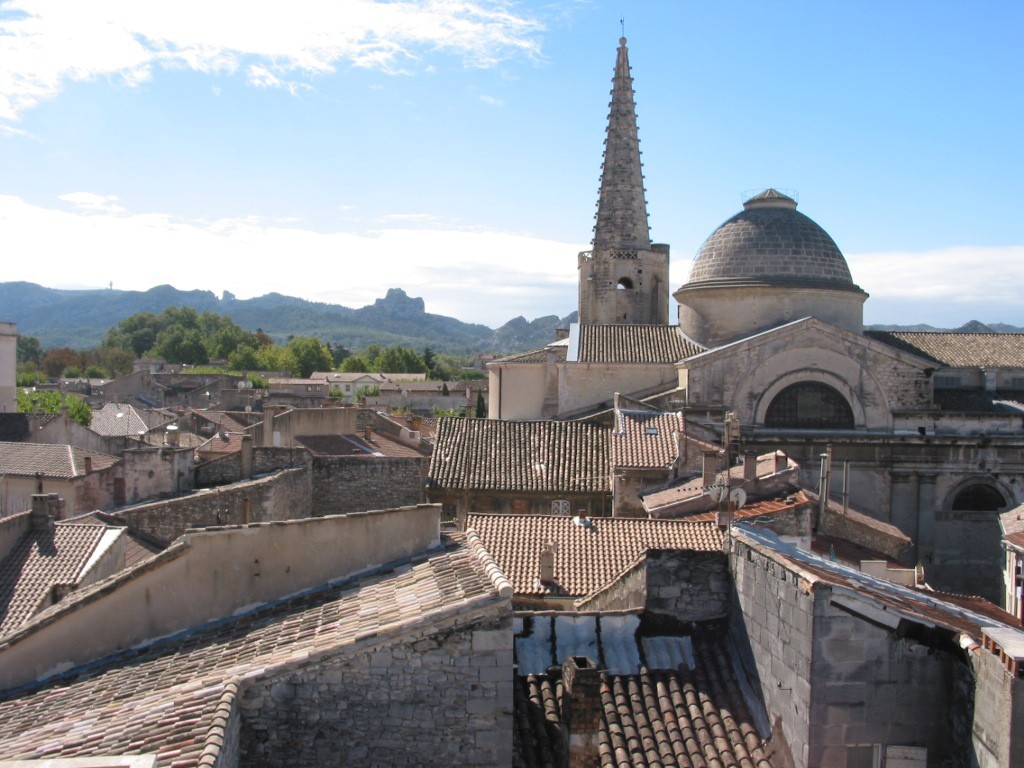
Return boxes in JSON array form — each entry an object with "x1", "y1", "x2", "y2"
[{"x1": 0, "y1": 282, "x2": 574, "y2": 354}]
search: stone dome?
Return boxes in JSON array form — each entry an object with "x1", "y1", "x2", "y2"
[{"x1": 680, "y1": 189, "x2": 863, "y2": 294}]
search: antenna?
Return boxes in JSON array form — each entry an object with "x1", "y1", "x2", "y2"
[{"x1": 620, "y1": 16, "x2": 625, "y2": 37}]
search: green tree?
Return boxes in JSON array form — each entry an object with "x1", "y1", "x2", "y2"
[
  {"x1": 41, "y1": 347, "x2": 81, "y2": 378},
  {"x1": 286, "y1": 336, "x2": 333, "y2": 378},
  {"x1": 340, "y1": 355, "x2": 371, "y2": 372},
  {"x1": 374, "y1": 346, "x2": 425, "y2": 374},
  {"x1": 228, "y1": 344, "x2": 261, "y2": 371},
  {"x1": 150, "y1": 326, "x2": 209, "y2": 365},
  {"x1": 17, "y1": 389, "x2": 92, "y2": 426},
  {"x1": 476, "y1": 391, "x2": 487, "y2": 418},
  {"x1": 16, "y1": 335, "x2": 42, "y2": 366}
]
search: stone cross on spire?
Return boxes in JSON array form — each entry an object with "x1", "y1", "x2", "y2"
[{"x1": 592, "y1": 37, "x2": 651, "y2": 251}]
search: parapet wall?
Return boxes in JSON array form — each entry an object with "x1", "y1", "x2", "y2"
[{"x1": 115, "y1": 466, "x2": 312, "y2": 545}]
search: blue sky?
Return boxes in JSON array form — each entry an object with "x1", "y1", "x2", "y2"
[{"x1": 1, "y1": 0, "x2": 1021, "y2": 330}]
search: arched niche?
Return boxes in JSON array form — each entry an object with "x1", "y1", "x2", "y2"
[
  {"x1": 764, "y1": 382, "x2": 855, "y2": 430},
  {"x1": 754, "y1": 368, "x2": 869, "y2": 430}
]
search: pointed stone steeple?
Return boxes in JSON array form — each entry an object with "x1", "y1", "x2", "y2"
[
  {"x1": 593, "y1": 37, "x2": 651, "y2": 251},
  {"x1": 578, "y1": 38, "x2": 668, "y2": 326}
]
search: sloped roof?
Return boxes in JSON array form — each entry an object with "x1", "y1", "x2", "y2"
[
  {"x1": 0, "y1": 442, "x2": 119, "y2": 479},
  {"x1": 196, "y1": 430, "x2": 246, "y2": 457},
  {"x1": 933, "y1": 388, "x2": 1024, "y2": 414},
  {"x1": 574, "y1": 325, "x2": 704, "y2": 364},
  {"x1": 295, "y1": 432, "x2": 427, "y2": 458},
  {"x1": 515, "y1": 624, "x2": 777, "y2": 768},
  {"x1": 495, "y1": 345, "x2": 569, "y2": 365},
  {"x1": 611, "y1": 410, "x2": 683, "y2": 469},
  {"x1": 0, "y1": 519, "x2": 115, "y2": 636},
  {"x1": 865, "y1": 331, "x2": 1024, "y2": 367},
  {"x1": 0, "y1": 534, "x2": 501, "y2": 767},
  {"x1": 0, "y1": 414, "x2": 29, "y2": 442},
  {"x1": 468, "y1": 514, "x2": 722, "y2": 598},
  {"x1": 429, "y1": 419, "x2": 610, "y2": 494},
  {"x1": 90, "y1": 403, "x2": 154, "y2": 437}
]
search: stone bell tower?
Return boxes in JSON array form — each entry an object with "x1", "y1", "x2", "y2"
[{"x1": 578, "y1": 37, "x2": 670, "y2": 326}]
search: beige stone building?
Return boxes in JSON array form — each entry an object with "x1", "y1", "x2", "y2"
[{"x1": 488, "y1": 37, "x2": 1024, "y2": 604}]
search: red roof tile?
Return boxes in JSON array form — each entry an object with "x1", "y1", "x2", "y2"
[
  {"x1": 468, "y1": 513, "x2": 722, "y2": 598},
  {"x1": 0, "y1": 442, "x2": 120, "y2": 479},
  {"x1": 865, "y1": 331, "x2": 1024, "y2": 368},
  {"x1": 611, "y1": 410, "x2": 683, "y2": 469},
  {"x1": 575, "y1": 324, "x2": 705, "y2": 364},
  {"x1": 429, "y1": 419, "x2": 610, "y2": 494}
]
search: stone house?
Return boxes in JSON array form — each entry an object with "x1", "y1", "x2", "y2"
[
  {"x1": 0, "y1": 441, "x2": 121, "y2": 517},
  {"x1": 427, "y1": 418, "x2": 612, "y2": 526},
  {"x1": 0, "y1": 505, "x2": 514, "y2": 767}
]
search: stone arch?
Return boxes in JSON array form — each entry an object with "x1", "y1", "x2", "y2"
[
  {"x1": 617, "y1": 277, "x2": 634, "y2": 290},
  {"x1": 764, "y1": 381, "x2": 855, "y2": 430},
  {"x1": 944, "y1": 477, "x2": 1013, "y2": 516},
  {"x1": 754, "y1": 369, "x2": 868, "y2": 430}
]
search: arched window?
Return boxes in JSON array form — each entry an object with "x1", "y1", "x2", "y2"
[
  {"x1": 765, "y1": 382, "x2": 854, "y2": 429},
  {"x1": 617, "y1": 277, "x2": 634, "y2": 290},
  {"x1": 952, "y1": 484, "x2": 1007, "y2": 512}
]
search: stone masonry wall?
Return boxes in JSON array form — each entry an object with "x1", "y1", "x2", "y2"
[
  {"x1": 807, "y1": 591, "x2": 962, "y2": 767},
  {"x1": 970, "y1": 648, "x2": 1024, "y2": 768},
  {"x1": 196, "y1": 447, "x2": 310, "y2": 487},
  {"x1": 115, "y1": 467, "x2": 311, "y2": 545},
  {"x1": 311, "y1": 456, "x2": 426, "y2": 516},
  {"x1": 576, "y1": 550, "x2": 730, "y2": 621},
  {"x1": 729, "y1": 538, "x2": 815, "y2": 767},
  {"x1": 237, "y1": 607, "x2": 513, "y2": 768}
]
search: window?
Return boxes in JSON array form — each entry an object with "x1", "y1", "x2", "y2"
[
  {"x1": 551, "y1": 499, "x2": 570, "y2": 516},
  {"x1": 617, "y1": 277, "x2": 634, "y2": 290},
  {"x1": 765, "y1": 383, "x2": 854, "y2": 429},
  {"x1": 952, "y1": 484, "x2": 1007, "y2": 512},
  {"x1": 934, "y1": 375, "x2": 962, "y2": 389}
]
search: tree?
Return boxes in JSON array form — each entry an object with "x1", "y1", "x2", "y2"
[
  {"x1": 375, "y1": 346, "x2": 425, "y2": 374},
  {"x1": 17, "y1": 389, "x2": 92, "y2": 426},
  {"x1": 476, "y1": 391, "x2": 487, "y2": 418},
  {"x1": 150, "y1": 326, "x2": 209, "y2": 365},
  {"x1": 41, "y1": 347, "x2": 81, "y2": 378},
  {"x1": 16, "y1": 335, "x2": 42, "y2": 366},
  {"x1": 286, "y1": 336, "x2": 333, "y2": 378},
  {"x1": 340, "y1": 355, "x2": 371, "y2": 373}
]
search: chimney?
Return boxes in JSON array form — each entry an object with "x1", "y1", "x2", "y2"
[
  {"x1": 539, "y1": 542, "x2": 557, "y2": 583},
  {"x1": 165, "y1": 424, "x2": 179, "y2": 446},
  {"x1": 775, "y1": 450, "x2": 788, "y2": 474},
  {"x1": 561, "y1": 655, "x2": 603, "y2": 767},
  {"x1": 743, "y1": 451, "x2": 758, "y2": 482},
  {"x1": 30, "y1": 494, "x2": 57, "y2": 531},
  {"x1": 702, "y1": 450, "x2": 719, "y2": 492},
  {"x1": 83, "y1": 456, "x2": 93, "y2": 474},
  {"x1": 363, "y1": 426, "x2": 373, "y2": 441}
]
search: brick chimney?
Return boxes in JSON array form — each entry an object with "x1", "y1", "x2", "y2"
[{"x1": 561, "y1": 655, "x2": 603, "y2": 767}]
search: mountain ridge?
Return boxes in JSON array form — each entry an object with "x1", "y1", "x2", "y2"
[{"x1": 0, "y1": 281, "x2": 1017, "y2": 353}]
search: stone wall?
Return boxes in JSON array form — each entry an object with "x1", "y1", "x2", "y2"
[
  {"x1": 818, "y1": 503, "x2": 911, "y2": 561},
  {"x1": 970, "y1": 646, "x2": 1024, "y2": 768},
  {"x1": 730, "y1": 538, "x2": 815, "y2": 766},
  {"x1": 311, "y1": 457, "x2": 427, "y2": 516},
  {"x1": 237, "y1": 608, "x2": 513, "y2": 768},
  {"x1": 577, "y1": 550, "x2": 729, "y2": 622},
  {"x1": 115, "y1": 467, "x2": 311, "y2": 545}
]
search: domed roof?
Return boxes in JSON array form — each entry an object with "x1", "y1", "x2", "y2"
[{"x1": 679, "y1": 189, "x2": 864, "y2": 294}]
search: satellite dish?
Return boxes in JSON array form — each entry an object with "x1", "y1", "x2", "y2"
[
  {"x1": 729, "y1": 487, "x2": 747, "y2": 509},
  {"x1": 708, "y1": 484, "x2": 728, "y2": 503}
]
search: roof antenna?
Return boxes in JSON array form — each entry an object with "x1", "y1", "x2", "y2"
[{"x1": 620, "y1": 16, "x2": 625, "y2": 37}]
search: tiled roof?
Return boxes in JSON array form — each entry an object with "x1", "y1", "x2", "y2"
[
  {"x1": 496, "y1": 345, "x2": 569, "y2": 365},
  {"x1": 191, "y1": 409, "x2": 249, "y2": 430},
  {"x1": 90, "y1": 403, "x2": 153, "y2": 437},
  {"x1": 429, "y1": 419, "x2": 610, "y2": 494},
  {"x1": 1001, "y1": 506, "x2": 1024, "y2": 552},
  {"x1": 468, "y1": 514, "x2": 722, "y2": 598},
  {"x1": 0, "y1": 520, "x2": 113, "y2": 637},
  {"x1": 611, "y1": 410, "x2": 683, "y2": 469},
  {"x1": 0, "y1": 442, "x2": 120, "y2": 479},
  {"x1": 515, "y1": 627, "x2": 777, "y2": 768},
  {"x1": 575, "y1": 325, "x2": 704, "y2": 364},
  {"x1": 295, "y1": 432, "x2": 427, "y2": 458},
  {"x1": 865, "y1": 331, "x2": 1024, "y2": 367},
  {"x1": 196, "y1": 430, "x2": 246, "y2": 457},
  {"x1": 670, "y1": 491, "x2": 808, "y2": 524},
  {"x1": 0, "y1": 534, "x2": 500, "y2": 767},
  {"x1": 642, "y1": 453, "x2": 791, "y2": 512},
  {"x1": 933, "y1": 388, "x2": 1024, "y2": 413}
]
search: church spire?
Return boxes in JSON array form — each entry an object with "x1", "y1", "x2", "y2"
[{"x1": 593, "y1": 37, "x2": 651, "y2": 251}]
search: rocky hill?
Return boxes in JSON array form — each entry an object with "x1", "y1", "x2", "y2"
[{"x1": 0, "y1": 282, "x2": 575, "y2": 354}]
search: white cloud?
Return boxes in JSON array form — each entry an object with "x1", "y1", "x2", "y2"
[
  {"x1": 479, "y1": 94, "x2": 503, "y2": 106},
  {"x1": 0, "y1": 194, "x2": 579, "y2": 327},
  {"x1": 0, "y1": 0, "x2": 543, "y2": 120}
]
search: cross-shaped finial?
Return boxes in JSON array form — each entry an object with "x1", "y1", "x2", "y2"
[{"x1": 620, "y1": 16, "x2": 625, "y2": 37}]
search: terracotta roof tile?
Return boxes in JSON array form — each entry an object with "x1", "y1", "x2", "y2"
[
  {"x1": 611, "y1": 410, "x2": 683, "y2": 469},
  {"x1": 429, "y1": 419, "x2": 610, "y2": 494},
  {"x1": 514, "y1": 629, "x2": 777, "y2": 768},
  {"x1": 0, "y1": 442, "x2": 120, "y2": 479},
  {"x1": 468, "y1": 514, "x2": 722, "y2": 598},
  {"x1": 496, "y1": 345, "x2": 569, "y2": 365},
  {"x1": 295, "y1": 432, "x2": 427, "y2": 458},
  {"x1": 865, "y1": 331, "x2": 1024, "y2": 368},
  {"x1": 576, "y1": 325, "x2": 704, "y2": 364},
  {"x1": 0, "y1": 521, "x2": 113, "y2": 636},
  {"x1": 91, "y1": 404, "x2": 157, "y2": 437},
  {"x1": 0, "y1": 534, "x2": 500, "y2": 767},
  {"x1": 933, "y1": 388, "x2": 1024, "y2": 413}
]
